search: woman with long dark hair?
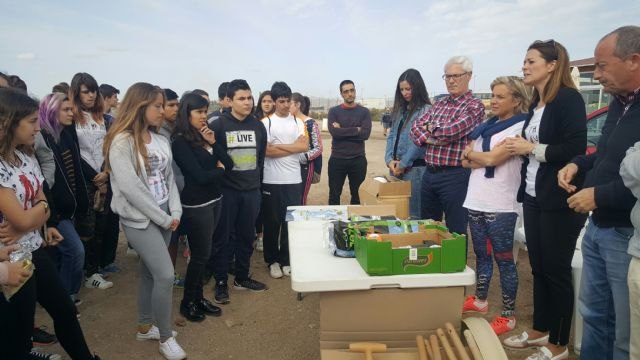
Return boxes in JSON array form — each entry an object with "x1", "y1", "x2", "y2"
[
  {"x1": 172, "y1": 93, "x2": 234, "y2": 322},
  {"x1": 502, "y1": 40, "x2": 587, "y2": 360},
  {"x1": 254, "y1": 91, "x2": 274, "y2": 121},
  {"x1": 69, "y1": 72, "x2": 113, "y2": 293},
  {"x1": 384, "y1": 68, "x2": 432, "y2": 219},
  {"x1": 104, "y1": 82, "x2": 185, "y2": 360},
  {"x1": 291, "y1": 93, "x2": 323, "y2": 205}
]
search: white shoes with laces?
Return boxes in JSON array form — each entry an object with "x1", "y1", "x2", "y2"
[
  {"x1": 159, "y1": 337, "x2": 186, "y2": 360},
  {"x1": 269, "y1": 262, "x2": 283, "y2": 278}
]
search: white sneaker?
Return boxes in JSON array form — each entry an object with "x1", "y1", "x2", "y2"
[
  {"x1": 136, "y1": 325, "x2": 178, "y2": 341},
  {"x1": 159, "y1": 337, "x2": 186, "y2": 360},
  {"x1": 85, "y1": 273, "x2": 113, "y2": 289},
  {"x1": 255, "y1": 237, "x2": 264, "y2": 252},
  {"x1": 282, "y1": 266, "x2": 291, "y2": 276},
  {"x1": 269, "y1": 262, "x2": 283, "y2": 279}
]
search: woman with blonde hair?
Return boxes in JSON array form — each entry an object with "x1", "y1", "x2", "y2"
[
  {"x1": 461, "y1": 76, "x2": 530, "y2": 335},
  {"x1": 103, "y1": 82, "x2": 185, "y2": 360},
  {"x1": 502, "y1": 40, "x2": 587, "y2": 360}
]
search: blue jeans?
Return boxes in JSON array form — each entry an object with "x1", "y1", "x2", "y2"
[
  {"x1": 54, "y1": 220, "x2": 85, "y2": 296},
  {"x1": 579, "y1": 220, "x2": 632, "y2": 360},
  {"x1": 397, "y1": 166, "x2": 425, "y2": 220},
  {"x1": 420, "y1": 166, "x2": 470, "y2": 235}
]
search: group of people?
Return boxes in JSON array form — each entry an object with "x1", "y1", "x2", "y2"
[
  {"x1": 0, "y1": 24, "x2": 638, "y2": 360},
  {"x1": 382, "y1": 26, "x2": 640, "y2": 360}
]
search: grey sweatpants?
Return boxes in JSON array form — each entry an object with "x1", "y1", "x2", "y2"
[{"x1": 122, "y1": 204, "x2": 174, "y2": 339}]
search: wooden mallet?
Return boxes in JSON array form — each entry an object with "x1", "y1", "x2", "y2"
[{"x1": 349, "y1": 342, "x2": 387, "y2": 360}]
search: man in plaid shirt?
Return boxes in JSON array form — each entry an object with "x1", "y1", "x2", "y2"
[{"x1": 409, "y1": 56, "x2": 485, "y2": 235}]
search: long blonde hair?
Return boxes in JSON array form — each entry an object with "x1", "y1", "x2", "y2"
[{"x1": 102, "y1": 82, "x2": 165, "y2": 175}]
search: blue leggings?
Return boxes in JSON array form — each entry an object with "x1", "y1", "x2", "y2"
[{"x1": 468, "y1": 210, "x2": 518, "y2": 315}]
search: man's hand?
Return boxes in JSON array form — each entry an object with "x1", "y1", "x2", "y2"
[
  {"x1": 332, "y1": 122, "x2": 341, "y2": 128},
  {"x1": 558, "y1": 163, "x2": 579, "y2": 193},
  {"x1": 5, "y1": 261, "x2": 31, "y2": 286},
  {"x1": 45, "y1": 227, "x2": 64, "y2": 247},
  {"x1": 462, "y1": 142, "x2": 474, "y2": 160},
  {"x1": 0, "y1": 244, "x2": 20, "y2": 261},
  {"x1": 567, "y1": 187, "x2": 597, "y2": 213},
  {"x1": 0, "y1": 222, "x2": 21, "y2": 245}
]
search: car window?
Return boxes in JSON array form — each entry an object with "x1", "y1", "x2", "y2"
[{"x1": 587, "y1": 111, "x2": 607, "y2": 146}]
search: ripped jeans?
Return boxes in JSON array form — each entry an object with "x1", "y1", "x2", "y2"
[{"x1": 468, "y1": 210, "x2": 518, "y2": 315}]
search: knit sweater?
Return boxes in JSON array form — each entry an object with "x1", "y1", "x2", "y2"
[
  {"x1": 327, "y1": 104, "x2": 372, "y2": 159},
  {"x1": 108, "y1": 132, "x2": 182, "y2": 229}
]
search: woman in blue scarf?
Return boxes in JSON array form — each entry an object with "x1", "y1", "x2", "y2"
[
  {"x1": 461, "y1": 76, "x2": 531, "y2": 336},
  {"x1": 384, "y1": 69, "x2": 432, "y2": 219}
]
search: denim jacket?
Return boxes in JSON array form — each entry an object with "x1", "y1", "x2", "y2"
[{"x1": 385, "y1": 105, "x2": 431, "y2": 169}]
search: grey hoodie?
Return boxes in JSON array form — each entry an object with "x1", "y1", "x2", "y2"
[
  {"x1": 108, "y1": 132, "x2": 182, "y2": 229},
  {"x1": 620, "y1": 141, "x2": 640, "y2": 258}
]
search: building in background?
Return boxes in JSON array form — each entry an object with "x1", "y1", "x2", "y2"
[{"x1": 570, "y1": 57, "x2": 610, "y2": 113}]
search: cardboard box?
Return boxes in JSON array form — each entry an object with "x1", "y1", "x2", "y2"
[
  {"x1": 319, "y1": 287, "x2": 464, "y2": 350},
  {"x1": 359, "y1": 176, "x2": 411, "y2": 219},
  {"x1": 346, "y1": 205, "x2": 397, "y2": 218},
  {"x1": 354, "y1": 222, "x2": 466, "y2": 275}
]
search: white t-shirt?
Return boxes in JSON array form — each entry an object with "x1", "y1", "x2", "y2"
[
  {"x1": 76, "y1": 112, "x2": 106, "y2": 173},
  {"x1": 0, "y1": 151, "x2": 44, "y2": 252},
  {"x1": 463, "y1": 122, "x2": 524, "y2": 213},
  {"x1": 145, "y1": 134, "x2": 170, "y2": 205},
  {"x1": 524, "y1": 107, "x2": 545, "y2": 197},
  {"x1": 262, "y1": 114, "x2": 306, "y2": 184}
]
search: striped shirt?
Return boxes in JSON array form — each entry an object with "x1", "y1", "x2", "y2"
[{"x1": 410, "y1": 91, "x2": 485, "y2": 167}]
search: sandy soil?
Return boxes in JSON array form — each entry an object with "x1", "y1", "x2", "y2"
[{"x1": 36, "y1": 122, "x2": 579, "y2": 359}]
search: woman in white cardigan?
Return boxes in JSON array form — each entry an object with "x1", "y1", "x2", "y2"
[{"x1": 103, "y1": 82, "x2": 185, "y2": 360}]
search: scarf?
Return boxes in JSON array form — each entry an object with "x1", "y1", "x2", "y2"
[{"x1": 469, "y1": 114, "x2": 527, "y2": 178}]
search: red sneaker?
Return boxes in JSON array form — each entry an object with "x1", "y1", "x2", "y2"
[
  {"x1": 462, "y1": 295, "x2": 489, "y2": 314},
  {"x1": 490, "y1": 316, "x2": 516, "y2": 335}
]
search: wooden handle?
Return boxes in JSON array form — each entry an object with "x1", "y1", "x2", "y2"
[
  {"x1": 445, "y1": 322, "x2": 471, "y2": 360},
  {"x1": 424, "y1": 338, "x2": 434, "y2": 360},
  {"x1": 430, "y1": 335, "x2": 442, "y2": 360},
  {"x1": 416, "y1": 335, "x2": 428, "y2": 360},
  {"x1": 349, "y1": 342, "x2": 387, "y2": 360},
  {"x1": 437, "y1": 328, "x2": 458, "y2": 360},
  {"x1": 463, "y1": 330, "x2": 483, "y2": 360}
]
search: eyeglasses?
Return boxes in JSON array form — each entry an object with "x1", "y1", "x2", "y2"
[{"x1": 442, "y1": 72, "x2": 468, "y2": 81}]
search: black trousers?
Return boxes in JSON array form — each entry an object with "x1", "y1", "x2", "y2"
[
  {"x1": 181, "y1": 200, "x2": 221, "y2": 303},
  {"x1": 0, "y1": 265, "x2": 36, "y2": 359},
  {"x1": 100, "y1": 187, "x2": 120, "y2": 267},
  {"x1": 261, "y1": 183, "x2": 302, "y2": 267},
  {"x1": 0, "y1": 247, "x2": 94, "y2": 359},
  {"x1": 212, "y1": 188, "x2": 261, "y2": 283},
  {"x1": 328, "y1": 155, "x2": 367, "y2": 205},
  {"x1": 523, "y1": 194, "x2": 587, "y2": 345}
]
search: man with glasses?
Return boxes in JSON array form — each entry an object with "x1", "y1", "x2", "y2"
[{"x1": 409, "y1": 56, "x2": 484, "y2": 236}]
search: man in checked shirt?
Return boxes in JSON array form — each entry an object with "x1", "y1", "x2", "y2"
[{"x1": 409, "y1": 56, "x2": 485, "y2": 236}]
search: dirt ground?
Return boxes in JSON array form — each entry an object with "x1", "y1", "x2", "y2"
[{"x1": 37, "y1": 122, "x2": 579, "y2": 359}]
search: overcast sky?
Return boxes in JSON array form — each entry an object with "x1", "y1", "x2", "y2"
[{"x1": 1, "y1": 0, "x2": 638, "y2": 100}]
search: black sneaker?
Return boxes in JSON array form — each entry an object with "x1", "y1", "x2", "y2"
[
  {"x1": 233, "y1": 278, "x2": 267, "y2": 292},
  {"x1": 29, "y1": 348, "x2": 61, "y2": 360},
  {"x1": 214, "y1": 281, "x2": 230, "y2": 304},
  {"x1": 33, "y1": 326, "x2": 57, "y2": 346}
]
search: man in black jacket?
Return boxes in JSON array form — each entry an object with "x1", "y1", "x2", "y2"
[{"x1": 558, "y1": 25, "x2": 640, "y2": 359}]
